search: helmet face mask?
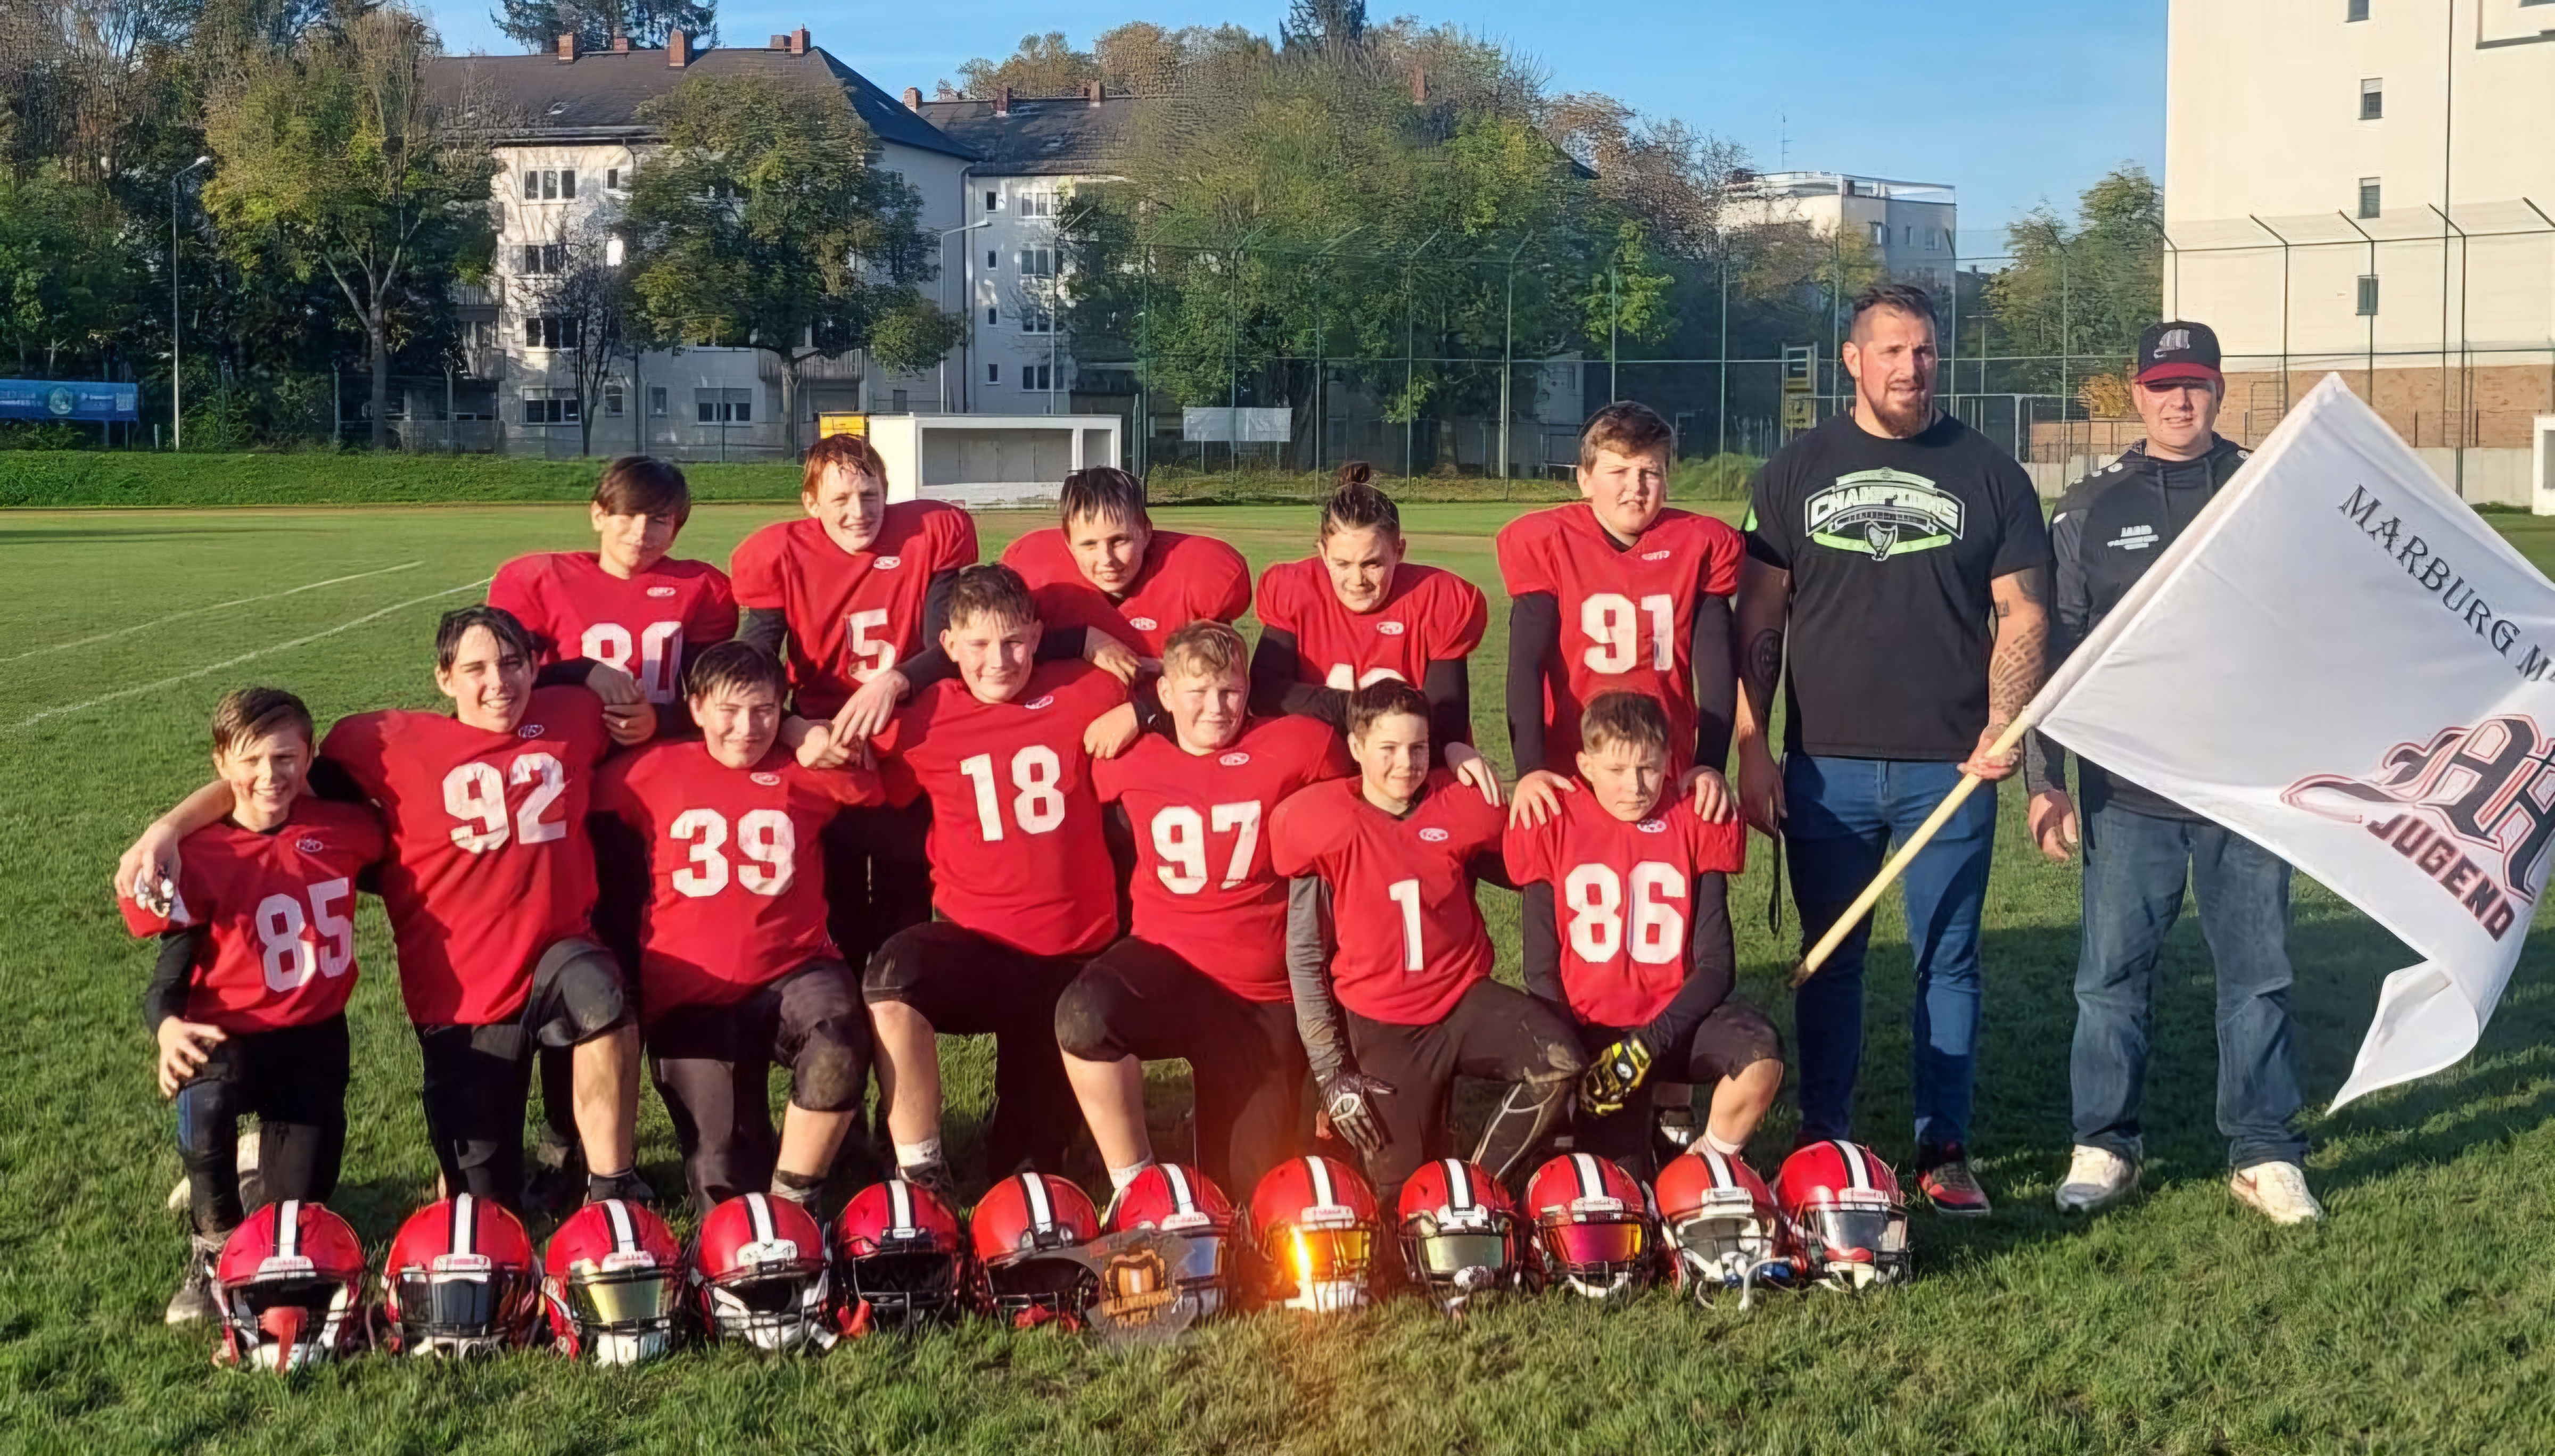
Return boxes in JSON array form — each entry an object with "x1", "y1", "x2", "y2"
[
  {"x1": 690, "y1": 1194, "x2": 836, "y2": 1353},
  {"x1": 834, "y1": 1178, "x2": 972, "y2": 1337},
  {"x1": 1394, "y1": 1159, "x2": 1526, "y2": 1316},
  {"x1": 1774, "y1": 1141, "x2": 1913, "y2": 1294},
  {"x1": 221, "y1": 1275, "x2": 357, "y2": 1371},
  {"x1": 383, "y1": 1196, "x2": 542, "y2": 1357},
  {"x1": 563, "y1": 1263, "x2": 680, "y2": 1363},
  {"x1": 844, "y1": 1245, "x2": 963, "y2": 1331},
  {"x1": 983, "y1": 1252, "x2": 1097, "y2": 1323},
  {"x1": 704, "y1": 1265, "x2": 834, "y2": 1352},
  {"x1": 1666, "y1": 1196, "x2": 1785, "y2": 1301},
  {"x1": 391, "y1": 1268, "x2": 538, "y2": 1358},
  {"x1": 1524, "y1": 1154, "x2": 1658, "y2": 1302},
  {"x1": 542, "y1": 1199, "x2": 684, "y2": 1366},
  {"x1": 213, "y1": 1201, "x2": 368, "y2": 1372},
  {"x1": 1269, "y1": 1220, "x2": 1374, "y2": 1313},
  {"x1": 1250, "y1": 1156, "x2": 1382, "y2": 1316}
]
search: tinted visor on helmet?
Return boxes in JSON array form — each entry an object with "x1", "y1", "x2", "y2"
[
  {"x1": 1537, "y1": 1215, "x2": 1649, "y2": 1273},
  {"x1": 1798, "y1": 1203, "x2": 1908, "y2": 1287},
  {"x1": 1275, "y1": 1225, "x2": 1372, "y2": 1287},
  {"x1": 394, "y1": 1269, "x2": 520, "y2": 1347},
  {"x1": 568, "y1": 1267, "x2": 677, "y2": 1330},
  {"x1": 1404, "y1": 1225, "x2": 1513, "y2": 1281}
]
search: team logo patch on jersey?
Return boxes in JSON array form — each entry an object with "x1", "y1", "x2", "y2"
[
  {"x1": 518, "y1": 723, "x2": 547, "y2": 739},
  {"x1": 1025, "y1": 694, "x2": 1056, "y2": 710},
  {"x1": 1376, "y1": 620, "x2": 1407, "y2": 636},
  {"x1": 752, "y1": 772, "x2": 782, "y2": 786},
  {"x1": 1642, "y1": 549, "x2": 1672, "y2": 562},
  {"x1": 2107, "y1": 524, "x2": 2159, "y2": 551},
  {"x1": 646, "y1": 585, "x2": 679, "y2": 598},
  {"x1": 875, "y1": 556, "x2": 902, "y2": 569},
  {"x1": 1419, "y1": 826, "x2": 1451, "y2": 842},
  {"x1": 1635, "y1": 819, "x2": 1667, "y2": 834},
  {"x1": 1219, "y1": 751, "x2": 1251, "y2": 766},
  {"x1": 1804, "y1": 469, "x2": 1966, "y2": 561},
  {"x1": 296, "y1": 835, "x2": 327, "y2": 854},
  {"x1": 1129, "y1": 616, "x2": 1159, "y2": 632}
]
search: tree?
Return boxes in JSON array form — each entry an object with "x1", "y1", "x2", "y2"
[
  {"x1": 619, "y1": 73, "x2": 961, "y2": 456},
  {"x1": 489, "y1": 0, "x2": 713, "y2": 54},
  {"x1": 948, "y1": 32, "x2": 1096, "y2": 100},
  {"x1": 0, "y1": 162, "x2": 136, "y2": 374},
  {"x1": 1544, "y1": 93, "x2": 1745, "y2": 262},
  {"x1": 517, "y1": 220, "x2": 626, "y2": 455},
  {"x1": 1282, "y1": 0, "x2": 1366, "y2": 55},
  {"x1": 1983, "y1": 163, "x2": 2163, "y2": 395}
]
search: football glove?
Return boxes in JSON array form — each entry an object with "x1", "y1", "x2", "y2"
[
  {"x1": 1318, "y1": 1071, "x2": 1395, "y2": 1157},
  {"x1": 1580, "y1": 1036, "x2": 1653, "y2": 1116}
]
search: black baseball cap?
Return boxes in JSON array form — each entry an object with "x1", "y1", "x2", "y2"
[{"x1": 2136, "y1": 320, "x2": 2221, "y2": 386}]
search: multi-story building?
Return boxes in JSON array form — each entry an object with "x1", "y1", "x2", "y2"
[{"x1": 1725, "y1": 171, "x2": 1961, "y2": 295}]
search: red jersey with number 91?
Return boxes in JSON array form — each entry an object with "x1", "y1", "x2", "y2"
[
  {"x1": 595, "y1": 742, "x2": 880, "y2": 1021},
  {"x1": 729, "y1": 503, "x2": 979, "y2": 720},
  {"x1": 1254, "y1": 558, "x2": 1488, "y2": 695},
  {"x1": 117, "y1": 799, "x2": 386, "y2": 1033},
  {"x1": 1093, "y1": 715, "x2": 1353, "y2": 1002},
  {"x1": 872, "y1": 661, "x2": 1128, "y2": 958},
  {"x1": 1501, "y1": 787, "x2": 1746, "y2": 1028},
  {"x1": 1270, "y1": 772, "x2": 1505, "y2": 1026},
  {"x1": 1494, "y1": 505, "x2": 1744, "y2": 771},
  {"x1": 487, "y1": 551, "x2": 738, "y2": 706},
  {"x1": 1000, "y1": 527, "x2": 1253, "y2": 659},
  {"x1": 320, "y1": 687, "x2": 609, "y2": 1025}
]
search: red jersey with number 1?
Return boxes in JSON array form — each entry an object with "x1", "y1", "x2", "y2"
[
  {"x1": 488, "y1": 551, "x2": 737, "y2": 705},
  {"x1": 1270, "y1": 771, "x2": 1505, "y2": 1026},
  {"x1": 999, "y1": 527, "x2": 1252, "y2": 658},
  {"x1": 1494, "y1": 505, "x2": 1743, "y2": 770},
  {"x1": 1092, "y1": 715, "x2": 1353, "y2": 1002},
  {"x1": 729, "y1": 503, "x2": 979, "y2": 719},
  {"x1": 1254, "y1": 558, "x2": 1487, "y2": 693},
  {"x1": 872, "y1": 660, "x2": 1128, "y2": 957},
  {"x1": 117, "y1": 799, "x2": 386, "y2": 1033},
  {"x1": 320, "y1": 688, "x2": 611, "y2": 1025},
  {"x1": 1502, "y1": 787, "x2": 1745, "y2": 1028}
]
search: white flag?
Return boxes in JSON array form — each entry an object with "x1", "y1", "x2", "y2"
[{"x1": 2029, "y1": 373, "x2": 2552, "y2": 1108}]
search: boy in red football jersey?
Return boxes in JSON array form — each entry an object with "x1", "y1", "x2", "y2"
[
  {"x1": 1058, "y1": 621, "x2": 1351, "y2": 1198},
  {"x1": 1504, "y1": 691, "x2": 1784, "y2": 1179},
  {"x1": 1270, "y1": 680, "x2": 1585, "y2": 1210},
  {"x1": 594, "y1": 642, "x2": 881, "y2": 1214},
  {"x1": 862, "y1": 565, "x2": 1131, "y2": 1192},
  {"x1": 999, "y1": 465, "x2": 1251, "y2": 667},
  {"x1": 121, "y1": 688, "x2": 385, "y2": 1324}
]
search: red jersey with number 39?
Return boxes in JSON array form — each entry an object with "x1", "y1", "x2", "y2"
[
  {"x1": 487, "y1": 551, "x2": 738, "y2": 705},
  {"x1": 1254, "y1": 558, "x2": 1487, "y2": 693},
  {"x1": 320, "y1": 688, "x2": 610, "y2": 1025},
  {"x1": 1494, "y1": 505, "x2": 1744, "y2": 770},
  {"x1": 1502, "y1": 787, "x2": 1746, "y2": 1028},
  {"x1": 596, "y1": 742, "x2": 879, "y2": 1021},
  {"x1": 117, "y1": 799, "x2": 386, "y2": 1033},
  {"x1": 730, "y1": 504, "x2": 979, "y2": 719},
  {"x1": 999, "y1": 527, "x2": 1252, "y2": 658},
  {"x1": 873, "y1": 660, "x2": 1128, "y2": 957},
  {"x1": 1093, "y1": 715, "x2": 1353, "y2": 1001},
  {"x1": 1270, "y1": 772, "x2": 1505, "y2": 1025}
]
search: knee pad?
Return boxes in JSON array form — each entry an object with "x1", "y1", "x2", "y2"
[
  {"x1": 791, "y1": 1023, "x2": 870, "y2": 1113},
  {"x1": 1050, "y1": 976, "x2": 1125, "y2": 1063},
  {"x1": 550, "y1": 951, "x2": 630, "y2": 1047},
  {"x1": 175, "y1": 1078, "x2": 242, "y2": 1164},
  {"x1": 861, "y1": 932, "x2": 928, "y2": 1004},
  {"x1": 1537, "y1": 1033, "x2": 1590, "y2": 1084}
]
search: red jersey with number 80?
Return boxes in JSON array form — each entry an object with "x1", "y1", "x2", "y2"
[
  {"x1": 872, "y1": 661, "x2": 1128, "y2": 958},
  {"x1": 1501, "y1": 787, "x2": 1746, "y2": 1028},
  {"x1": 118, "y1": 799, "x2": 386, "y2": 1033},
  {"x1": 999, "y1": 528, "x2": 1252, "y2": 659},
  {"x1": 1270, "y1": 771, "x2": 1506, "y2": 1026},
  {"x1": 1494, "y1": 505, "x2": 1743, "y2": 771},
  {"x1": 1254, "y1": 558, "x2": 1487, "y2": 693},
  {"x1": 729, "y1": 504, "x2": 979, "y2": 720},
  {"x1": 1093, "y1": 715, "x2": 1353, "y2": 1002},
  {"x1": 320, "y1": 688, "x2": 610, "y2": 1025},
  {"x1": 487, "y1": 551, "x2": 738, "y2": 706}
]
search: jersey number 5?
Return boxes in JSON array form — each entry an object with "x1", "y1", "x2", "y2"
[
  {"x1": 1580, "y1": 593, "x2": 1676, "y2": 674},
  {"x1": 958, "y1": 747, "x2": 1067, "y2": 841}
]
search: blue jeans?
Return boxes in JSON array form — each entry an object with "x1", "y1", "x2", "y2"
[
  {"x1": 1784, "y1": 755, "x2": 1996, "y2": 1153},
  {"x1": 2072, "y1": 802, "x2": 2306, "y2": 1170}
]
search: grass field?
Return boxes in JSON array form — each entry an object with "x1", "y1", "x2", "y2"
[{"x1": 5, "y1": 498, "x2": 2555, "y2": 1454}]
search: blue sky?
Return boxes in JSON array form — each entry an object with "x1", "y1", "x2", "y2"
[{"x1": 424, "y1": 0, "x2": 2166, "y2": 246}]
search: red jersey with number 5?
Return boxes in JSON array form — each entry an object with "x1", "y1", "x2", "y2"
[
  {"x1": 1270, "y1": 772, "x2": 1505, "y2": 1025},
  {"x1": 1502, "y1": 787, "x2": 1745, "y2": 1028},
  {"x1": 320, "y1": 688, "x2": 611, "y2": 1025},
  {"x1": 1092, "y1": 715, "x2": 1353, "y2": 1001},
  {"x1": 730, "y1": 504, "x2": 979, "y2": 719},
  {"x1": 872, "y1": 660, "x2": 1128, "y2": 957},
  {"x1": 999, "y1": 527, "x2": 1252, "y2": 658},
  {"x1": 487, "y1": 551, "x2": 738, "y2": 705},
  {"x1": 118, "y1": 799, "x2": 386, "y2": 1033},
  {"x1": 595, "y1": 742, "x2": 880, "y2": 1021},
  {"x1": 1254, "y1": 558, "x2": 1487, "y2": 694},
  {"x1": 1494, "y1": 505, "x2": 1743, "y2": 770}
]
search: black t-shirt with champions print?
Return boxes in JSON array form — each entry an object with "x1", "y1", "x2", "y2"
[{"x1": 1745, "y1": 410, "x2": 2051, "y2": 762}]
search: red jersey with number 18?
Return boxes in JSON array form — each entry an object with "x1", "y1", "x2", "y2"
[
  {"x1": 999, "y1": 527, "x2": 1252, "y2": 659},
  {"x1": 320, "y1": 687, "x2": 611, "y2": 1026},
  {"x1": 729, "y1": 503, "x2": 979, "y2": 719},
  {"x1": 1254, "y1": 558, "x2": 1488, "y2": 693},
  {"x1": 487, "y1": 551, "x2": 738, "y2": 705},
  {"x1": 117, "y1": 799, "x2": 386, "y2": 1033},
  {"x1": 1270, "y1": 771, "x2": 1505, "y2": 1026},
  {"x1": 872, "y1": 660, "x2": 1128, "y2": 957},
  {"x1": 1501, "y1": 787, "x2": 1746, "y2": 1028}
]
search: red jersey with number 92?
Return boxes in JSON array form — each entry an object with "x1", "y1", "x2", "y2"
[
  {"x1": 1270, "y1": 771, "x2": 1505, "y2": 1026},
  {"x1": 1254, "y1": 557, "x2": 1487, "y2": 695},
  {"x1": 320, "y1": 688, "x2": 609, "y2": 1025},
  {"x1": 729, "y1": 504, "x2": 979, "y2": 720},
  {"x1": 1502, "y1": 787, "x2": 1745, "y2": 1028},
  {"x1": 873, "y1": 660, "x2": 1128, "y2": 957},
  {"x1": 487, "y1": 551, "x2": 738, "y2": 706},
  {"x1": 117, "y1": 799, "x2": 386, "y2": 1034}
]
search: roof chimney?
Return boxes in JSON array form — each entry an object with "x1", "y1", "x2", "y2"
[
  {"x1": 902, "y1": 86, "x2": 921, "y2": 110},
  {"x1": 995, "y1": 86, "x2": 1012, "y2": 116},
  {"x1": 1411, "y1": 67, "x2": 1427, "y2": 104},
  {"x1": 769, "y1": 34, "x2": 787, "y2": 49},
  {"x1": 611, "y1": 31, "x2": 630, "y2": 52},
  {"x1": 790, "y1": 27, "x2": 810, "y2": 55},
  {"x1": 667, "y1": 28, "x2": 688, "y2": 66},
  {"x1": 1085, "y1": 80, "x2": 1103, "y2": 106},
  {"x1": 555, "y1": 32, "x2": 575, "y2": 62}
]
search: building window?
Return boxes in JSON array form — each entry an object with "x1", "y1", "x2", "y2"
[
  {"x1": 2360, "y1": 78, "x2": 2383, "y2": 119},
  {"x1": 891, "y1": 388, "x2": 909, "y2": 411},
  {"x1": 521, "y1": 168, "x2": 578, "y2": 201},
  {"x1": 985, "y1": 189, "x2": 999, "y2": 210},
  {"x1": 987, "y1": 305, "x2": 998, "y2": 325},
  {"x1": 987, "y1": 250, "x2": 999, "y2": 269},
  {"x1": 649, "y1": 386, "x2": 667, "y2": 417},
  {"x1": 1019, "y1": 247, "x2": 1054, "y2": 278},
  {"x1": 2359, "y1": 178, "x2": 2381, "y2": 218},
  {"x1": 695, "y1": 387, "x2": 753, "y2": 424},
  {"x1": 520, "y1": 390, "x2": 580, "y2": 425},
  {"x1": 520, "y1": 243, "x2": 564, "y2": 275},
  {"x1": 987, "y1": 363, "x2": 1000, "y2": 384},
  {"x1": 1026, "y1": 363, "x2": 1053, "y2": 391},
  {"x1": 523, "y1": 316, "x2": 581, "y2": 350},
  {"x1": 605, "y1": 236, "x2": 624, "y2": 267},
  {"x1": 2357, "y1": 275, "x2": 2380, "y2": 316},
  {"x1": 2347, "y1": 0, "x2": 2369, "y2": 19},
  {"x1": 1868, "y1": 221, "x2": 1886, "y2": 246},
  {"x1": 1021, "y1": 303, "x2": 1053, "y2": 335},
  {"x1": 1020, "y1": 192, "x2": 1053, "y2": 218},
  {"x1": 603, "y1": 383, "x2": 624, "y2": 418}
]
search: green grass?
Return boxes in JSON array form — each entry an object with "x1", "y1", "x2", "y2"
[
  {"x1": 4, "y1": 498, "x2": 2554, "y2": 1454},
  {"x1": 0, "y1": 452, "x2": 811, "y2": 508}
]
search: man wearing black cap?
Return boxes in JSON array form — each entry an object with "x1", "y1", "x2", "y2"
[{"x1": 2026, "y1": 320, "x2": 2321, "y2": 1226}]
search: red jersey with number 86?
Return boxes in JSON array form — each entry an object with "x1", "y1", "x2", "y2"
[
  {"x1": 1502, "y1": 787, "x2": 1746, "y2": 1028},
  {"x1": 1254, "y1": 558, "x2": 1487, "y2": 694},
  {"x1": 487, "y1": 551, "x2": 738, "y2": 705},
  {"x1": 729, "y1": 503, "x2": 979, "y2": 720},
  {"x1": 1270, "y1": 772, "x2": 1505, "y2": 1025}
]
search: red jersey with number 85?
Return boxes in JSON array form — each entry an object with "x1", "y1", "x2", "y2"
[
  {"x1": 1093, "y1": 715, "x2": 1353, "y2": 1002},
  {"x1": 1254, "y1": 558, "x2": 1487, "y2": 694},
  {"x1": 872, "y1": 661, "x2": 1128, "y2": 957},
  {"x1": 488, "y1": 551, "x2": 738, "y2": 706},
  {"x1": 117, "y1": 799, "x2": 386, "y2": 1033},
  {"x1": 1502, "y1": 787, "x2": 1746, "y2": 1028},
  {"x1": 1495, "y1": 505, "x2": 1743, "y2": 771},
  {"x1": 730, "y1": 504, "x2": 979, "y2": 720},
  {"x1": 1270, "y1": 772, "x2": 1505, "y2": 1025},
  {"x1": 320, "y1": 688, "x2": 610, "y2": 1025},
  {"x1": 1000, "y1": 527, "x2": 1252, "y2": 659}
]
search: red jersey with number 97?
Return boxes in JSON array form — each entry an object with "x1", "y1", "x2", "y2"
[
  {"x1": 1270, "y1": 772, "x2": 1505, "y2": 1026},
  {"x1": 117, "y1": 799, "x2": 386, "y2": 1033},
  {"x1": 1501, "y1": 787, "x2": 1746, "y2": 1028},
  {"x1": 729, "y1": 503, "x2": 979, "y2": 720},
  {"x1": 320, "y1": 687, "x2": 610, "y2": 1025},
  {"x1": 1092, "y1": 715, "x2": 1353, "y2": 1002},
  {"x1": 872, "y1": 661, "x2": 1128, "y2": 957},
  {"x1": 1254, "y1": 558, "x2": 1487, "y2": 695},
  {"x1": 999, "y1": 527, "x2": 1252, "y2": 659},
  {"x1": 1494, "y1": 505, "x2": 1744, "y2": 771},
  {"x1": 487, "y1": 551, "x2": 738, "y2": 706}
]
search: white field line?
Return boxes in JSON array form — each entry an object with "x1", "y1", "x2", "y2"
[
  {"x1": 3, "y1": 561, "x2": 426, "y2": 664},
  {"x1": 6, "y1": 576, "x2": 490, "y2": 732}
]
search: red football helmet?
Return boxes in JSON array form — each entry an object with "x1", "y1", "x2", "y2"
[
  {"x1": 1248, "y1": 1155, "x2": 1380, "y2": 1314},
  {"x1": 832, "y1": 1178, "x2": 970, "y2": 1336},
  {"x1": 1395, "y1": 1158, "x2": 1529, "y2": 1314},
  {"x1": 1105, "y1": 1163, "x2": 1237, "y2": 1317},
  {"x1": 541, "y1": 1198, "x2": 683, "y2": 1364},
  {"x1": 969, "y1": 1172, "x2": 1101, "y2": 1328},
  {"x1": 1655, "y1": 1148, "x2": 1789, "y2": 1304},
  {"x1": 1523, "y1": 1153, "x2": 1657, "y2": 1300},
  {"x1": 690, "y1": 1193, "x2": 835, "y2": 1353},
  {"x1": 1774, "y1": 1140, "x2": 1910, "y2": 1292},
  {"x1": 381, "y1": 1194, "x2": 542, "y2": 1356},
  {"x1": 212, "y1": 1199, "x2": 368, "y2": 1370}
]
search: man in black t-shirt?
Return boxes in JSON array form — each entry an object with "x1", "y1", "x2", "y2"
[{"x1": 1734, "y1": 282, "x2": 2052, "y2": 1218}]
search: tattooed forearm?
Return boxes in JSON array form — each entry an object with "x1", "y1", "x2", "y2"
[
  {"x1": 1988, "y1": 612, "x2": 2048, "y2": 725},
  {"x1": 1742, "y1": 627, "x2": 1783, "y2": 716}
]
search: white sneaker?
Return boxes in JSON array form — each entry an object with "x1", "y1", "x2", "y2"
[
  {"x1": 2054, "y1": 1145, "x2": 2139, "y2": 1213},
  {"x1": 2230, "y1": 1161, "x2": 2325, "y2": 1225}
]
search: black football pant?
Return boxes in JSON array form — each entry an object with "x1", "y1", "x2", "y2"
[
  {"x1": 1571, "y1": 1004, "x2": 1784, "y2": 1179},
  {"x1": 1343, "y1": 980, "x2": 1586, "y2": 1211},
  {"x1": 174, "y1": 1015, "x2": 349, "y2": 1236},
  {"x1": 649, "y1": 957, "x2": 872, "y2": 1213},
  {"x1": 415, "y1": 937, "x2": 630, "y2": 1211},
  {"x1": 864, "y1": 921, "x2": 1084, "y2": 1179},
  {"x1": 823, "y1": 801, "x2": 936, "y2": 975}
]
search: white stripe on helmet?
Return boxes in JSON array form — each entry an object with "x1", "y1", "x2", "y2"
[
  {"x1": 454, "y1": 1193, "x2": 477, "y2": 1256},
  {"x1": 1832, "y1": 1141, "x2": 1873, "y2": 1190},
  {"x1": 1573, "y1": 1153, "x2": 1608, "y2": 1201},
  {"x1": 604, "y1": 1197, "x2": 638, "y2": 1252},
  {"x1": 887, "y1": 1179, "x2": 914, "y2": 1228},
  {"x1": 275, "y1": 1200, "x2": 302, "y2": 1260},
  {"x1": 1445, "y1": 1159, "x2": 1474, "y2": 1211},
  {"x1": 1022, "y1": 1174, "x2": 1055, "y2": 1230},
  {"x1": 745, "y1": 1192, "x2": 777, "y2": 1244},
  {"x1": 1305, "y1": 1156, "x2": 1338, "y2": 1207},
  {"x1": 1164, "y1": 1164, "x2": 1197, "y2": 1214}
]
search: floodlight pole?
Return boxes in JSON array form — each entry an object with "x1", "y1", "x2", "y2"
[
  {"x1": 170, "y1": 155, "x2": 211, "y2": 450},
  {"x1": 938, "y1": 219, "x2": 991, "y2": 414}
]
